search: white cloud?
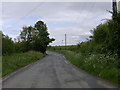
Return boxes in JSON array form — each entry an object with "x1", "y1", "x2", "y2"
[
  {"x1": 2, "y1": 2, "x2": 112, "y2": 45},
  {"x1": 48, "y1": 25, "x2": 93, "y2": 45}
]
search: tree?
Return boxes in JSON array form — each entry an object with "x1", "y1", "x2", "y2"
[
  {"x1": 2, "y1": 33, "x2": 15, "y2": 55},
  {"x1": 0, "y1": 31, "x2": 2, "y2": 56},
  {"x1": 34, "y1": 20, "x2": 55, "y2": 53},
  {"x1": 20, "y1": 26, "x2": 34, "y2": 51},
  {"x1": 107, "y1": 0, "x2": 120, "y2": 56},
  {"x1": 19, "y1": 20, "x2": 55, "y2": 53}
]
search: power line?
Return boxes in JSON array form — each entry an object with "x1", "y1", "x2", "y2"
[
  {"x1": 15, "y1": 2, "x2": 44, "y2": 25},
  {"x1": 23, "y1": 3, "x2": 43, "y2": 17},
  {"x1": 12, "y1": 2, "x2": 44, "y2": 40},
  {"x1": 63, "y1": 33, "x2": 91, "y2": 45}
]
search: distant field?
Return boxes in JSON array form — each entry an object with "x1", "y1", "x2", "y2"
[
  {"x1": 48, "y1": 46, "x2": 119, "y2": 85},
  {"x1": 2, "y1": 51, "x2": 46, "y2": 77}
]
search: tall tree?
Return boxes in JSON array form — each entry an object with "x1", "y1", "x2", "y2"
[
  {"x1": 19, "y1": 20, "x2": 55, "y2": 53},
  {"x1": 34, "y1": 20, "x2": 54, "y2": 53},
  {"x1": 20, "y1": 26, "x2": 34, "y2": 51}
]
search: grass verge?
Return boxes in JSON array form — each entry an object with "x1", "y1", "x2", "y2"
[
  {"x1": 49, "y1": 49, "x2": 119, "y2": 85},
  {"x1": 2, "y1": 51, "x2": 46, "y2": 77}
]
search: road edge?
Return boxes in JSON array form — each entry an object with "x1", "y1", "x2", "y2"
[
  {"x1": 55, "y1": 51, "x2": 120, "y2": 88},
  {"x1": 2, "y1": 55, "x2": 48, "y2": 82}
]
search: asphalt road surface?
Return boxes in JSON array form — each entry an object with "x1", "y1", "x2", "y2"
[{"x1": 2, "y1": 51, "x2": 118, "y2": 88}]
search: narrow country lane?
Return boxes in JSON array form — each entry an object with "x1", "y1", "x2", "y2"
[{"x1": 2, "y1": 51, "x2": 118, "y2": 88}]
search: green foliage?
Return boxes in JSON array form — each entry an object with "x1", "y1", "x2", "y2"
[
  {"x1": 49, "y1": 49, "x2": 119, "y2": 85},
  {"x1": 48, "y1": 12, "x2": 120, "y2": 55},
  {"x1": 111, "y1": 13, "x2": 120, "y2": 56},
  {"x1": 20, "y1": 20, "x2": 55, "y2": 53},
  {"x1": 2, "y1": 33, "x2": 15, "y2": 55},
  {"x1": 0, "y1": 31, "x2": 2, "y2": 56},
  {"x1": 106, "y1": 1, "x2": 120, "y2": 56},
  {"x1": 14, "y1": 41, "x2": 28, "y2": 53},
  {"x1": 93, "y1": 23, "x2": 108, "y2": 44},
  {"x1": 2, "y1": 51, "x2": 45, "y2": 76},
  {"x1": 2, "y1": 20, "x2": 55, "y2": 55},
  {"x1": 33, "y1": 21, "x2": 52, "y2": 53},
  {"x1": 107, "y1": 20, "x2": 120, "y2": 53},
  {"x1": 48, "y1": 2, "x2": 120, "y2": 84}
]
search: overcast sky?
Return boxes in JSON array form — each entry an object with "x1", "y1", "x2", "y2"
[{"x1": 2, "y1": 2, "x2": 113, "y2": 46}]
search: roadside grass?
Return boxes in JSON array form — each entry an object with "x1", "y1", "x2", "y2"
[
  {"x1": 2, "y1": 51, "x2": 46, "y2": 77},
  {"x1": 0, "y1": 56, "x2": 2, "y2": 77},
  {"x1": 49, "y1": 49, "x2": 119, "y2": 85}
]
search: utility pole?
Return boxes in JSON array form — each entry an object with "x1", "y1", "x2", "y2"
[
  {"x1": 118, "y1": 1, "x2": 120, "y2": 13},
  {"x1": 65, "y1": 34, "x2": 66, "y2": 49},
  {"x1": 112, "y1": 0, "x2": 117, "y2": 20}
]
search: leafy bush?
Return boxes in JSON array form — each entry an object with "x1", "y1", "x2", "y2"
[
  {"x1": 2, "y1": 34, "x2": 15, "y2": 55},
  {"x1": 108, "y1": 20, "x2": 120, "y2": 55},
  {"x1": 93, "y1": 23, "x2": 108, "y2": 44}
]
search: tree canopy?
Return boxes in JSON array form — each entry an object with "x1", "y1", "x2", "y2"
[
  {"x1": 1, "y1": 20, "x2": 55, "y2": 55},
  {"x1": 20, "y1": 20, "x2": 55, "y2": 53}
]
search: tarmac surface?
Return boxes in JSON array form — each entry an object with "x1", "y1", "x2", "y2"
[{"x1": 2, "y1": 51, "x2": 118, "y2": 88}]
